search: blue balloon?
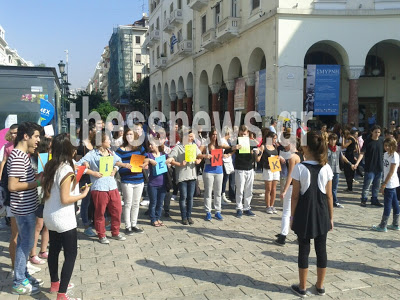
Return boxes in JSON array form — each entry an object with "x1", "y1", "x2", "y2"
[{"x1": 40, "y1": 97, "x2": 55, "y2": 126}]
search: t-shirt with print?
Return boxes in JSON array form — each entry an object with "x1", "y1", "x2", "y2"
[
  {"x1": 7, "y1": 149, "x2": 38, "y2": 216},
  {"x1": 383, "y1": 152, "x2": 400, "y2": 189},
  {"x1": 43, "y1": 163, "x2": 77, "y2": 233}
]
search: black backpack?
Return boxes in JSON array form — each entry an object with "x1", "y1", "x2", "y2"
[{"x1": 0, "y1": 159, "x2": 10, "y2": 207}]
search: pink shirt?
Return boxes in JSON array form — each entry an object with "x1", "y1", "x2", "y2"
[{"x1": 4, "y1": 141, "x2": 14, "y2": 158}]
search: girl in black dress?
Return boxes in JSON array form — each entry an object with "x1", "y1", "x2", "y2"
[{"x1": 290, "y1": 131, "x2": 334, "y2": 297}]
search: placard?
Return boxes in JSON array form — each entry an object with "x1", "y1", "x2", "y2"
[
  {"x1": 76, "y1": 166, "x2": 86, "y2": 183},
  {"x1": 38, "y1": 153, "x2": 49, "y2": 173},
  {"x1": 5, "y1": 115, "x2": 17, "y2": 129},
  {"x1": 99, "y1": 156, "x2": 114, "y2": 177},
  {"x1": 238, "y1": 137, "x2": 250, "y2": 154},
  {"x1": 44, "y1": 124, "x2": 55, "y2": 137},
  {"x1": 130, "y1": 154, "x2": 145, "y2": 173},
  {"x1": 185, "y1": 144, "x2": 197, "y2": 163},
  {"x1": 268, "y1": 156, "x2": 281, "y2": 173},
  {"x1": 211, "y1": 149, "x2": 223, "y2": 167},
  {"x1": 155, "y1": 155, "x2": 167, "y2": 175}
]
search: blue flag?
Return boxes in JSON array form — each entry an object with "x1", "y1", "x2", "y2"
[{"x1": 170, "y1": 33, "x2": 178, "y2": 52}]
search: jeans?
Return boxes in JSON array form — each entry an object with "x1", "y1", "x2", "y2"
[
  {"x1": 383, "y1": 188, "x2": 400, "y2": 217},
  {"x1": 80, "y1": 189, "x2": 91, "y2": 227},
  {"x1": 221, "y1": 166, "x2": 235, "y2": 200},
  {"x1": 361, "y1": 171, "x2": 382, "y2": 203},
  {"x1": 48, "y1": 228, "x2": 77, "y2": 293},
  {"x1": 14, "y1": 213, "x2": 36, "y2": 286},
  {"x1": 203, "y1": 172, "x2": 223, "y2": 213},
  {"x1": 235, "y1": 169, "x2": 254, "y2": 211},
  {"x1": 332, "y1": 173, "x2": 339, "y2": 205},
  {"x1": 148, "y1": 185, "x2": 166, "y2": 223},
  {"x1": 178, "y1": 180, "x2": 196, "y2": 220},
  {"x1": 121, "y1": 182, "x2": 144, "y2": 228}
]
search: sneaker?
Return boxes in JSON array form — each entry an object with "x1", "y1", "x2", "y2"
[
  {"x1": 10, "y1": 270, "x2": 14, "y2": 278},
  {"x1": 132, "y1": 226, "x2": 144, "y2": 233},
  {"x1": 236, "y1": 209, "x2": 243, "y2": 218},
  {"x1": 334, "y1": 203, "x2": 344, "y2": 208},
  {"x1": 222, "y1": 193, "x2": 231, "y2": 203},
  {"x1": 188, "y1": 218, "x2": 194, "y2": 225},
  {"x1": 38, "y1": 251, "x2": 48, "y2": 259},
  {"x1": 182, "y1": 219, "x2": 189, "y2": 226},
  {"x1": 57, "y1": 292, "x2": 81, "y2": 300},
  {"x1": 274, "y1": 234, "x2": 286, "y2": 246},
  {"x1": 27, "y1": 261, "x2": 41, "y2": 274},
  {"x1": 215, "y1": 212, "x2": 223, "y2": 221},
  {"x1": 164, "y1": 211, "x2": 170, "y2": 218},
  {"x1": 30, "y1": 255, "x2": 46, "y2": 265},
  {"x1": 244, "y1": 210, "x2": 256, "y2": 217},
  {"x1": 372, "y1": 225, "x2": 387, "y2": 232},
  {"x1": 111, "y1": 233, "x2": 126, "y2": 241},
  {"x1": 387, "y1": 224, "x2": 400, "y2": 231},
  {"x1": 353, "y1": 179, "x2": 359, "y2": 184},
  {"x1": 266, "y1": 207, "x2": 273, "y2": 214},
  {"x1": 371, "y1": 201, "x2": 383, "y2": 207},
  {"x1": 27, "y1": 274, "x2": 44, "y2": 286},
  {"x1": 315, "y1": 284, "x2": 325, "y2": 296},
  {"x1": 205, "y1": 212, "x2": 212, "y2": 221},
  {"x1": 259, "y1": 193, "x2": 265, "y2": 197},
  {"x1": 140, "y1": 200, "x2": 150, "y2": 206},
  {"x1": 360, "y1": 202, "x2": 367, "y2": 207},
  {"x1": 272, "y1": 207, "x2": 278, "y2": 214},
  {"x1": 50, "y1": 281, "x2": 75, "y2": 293},
  {"x1": 83, "y1": 227, "x2": 97, "y2": 237},
  {"x1": 170, "y1": 195, "x2": 177, "y2": 201},
  {"x1": 12, "y1": 279, "x2": 40, "y2": 295},
  {"x1": 99, "y1": 237, "x2": 110, "y2": 244},
  {"x1": 125, "y1": 228, "x2": 134, "y2": 236},
  {"x1": 291, "y1": 284, "x2": 307, "y2": 298}
]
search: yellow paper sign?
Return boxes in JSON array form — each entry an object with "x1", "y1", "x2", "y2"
[
  {"x1": 185, "y1": 144, "x2": 197, "y2": 163},
  {"x1": 238, "y1": 137, "x2": 250, "y2": 154},
  {"x1": 99, "y1": 156, "x2": 114, "y2": 177},
  {"x1": 268, "y1": 156, "x2": 281, "y2": 173},
  {"x1": 130, "y1": 154, "x2": 145, "y2": 173}
]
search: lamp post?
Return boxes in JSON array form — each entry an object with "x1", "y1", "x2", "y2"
[{"x1": 58, "y1": 60, "x2": 69, "y2": 133}]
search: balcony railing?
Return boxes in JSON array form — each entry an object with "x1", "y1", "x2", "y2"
[
  {"x1": 156, "y1": 57, "x2": 167, "y2": 69},
  {"x1": 170, "y1": 9, "x2": 183, "y2": 26},
  {"x1": 163, "y1": 18, "x2": 174, "y2": 33},
  {"x1": 189, "y1": 0, "x2": 208, "y2": 11},
  {"x1": 177, "y1": 40, "x2": 193, "y2": 57},
  {"x1": 201, "y1": 28, "x2": 219, "y2": 51},
  {"x1": 148, "y1": 30, "x2": 160, "y2": 47},
  {"x1": 216, "y1": 17, "x2": 241, "y2": 43}
]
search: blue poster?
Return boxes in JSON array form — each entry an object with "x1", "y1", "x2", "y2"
[
  {"x1": 155, "y1": 155, "x2": 167, "y2": 175},
  {"x1": 38, "y1": 153, "x2": 49, "y2": 173},
  {"x1": 40, "y1": 95, "x2": 55, "y2": 126},
  {"x1": 312, "y1": 65, "x2": 340, "y2": 116},
  {"x1": 257, "y1": 69, "x2": 266, "y2": 116}
]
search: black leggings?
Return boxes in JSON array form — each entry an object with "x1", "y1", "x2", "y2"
[
  {"x1": 298, "y1": 233, "x2": 327, "y2": 269},
  {"x1": 48, "y1": 228, "x2": 78, "y2": 293}
]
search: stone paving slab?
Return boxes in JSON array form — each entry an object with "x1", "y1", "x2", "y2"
[{"x1": 1, "y1": 173, "x2": 400, "y2": 299}]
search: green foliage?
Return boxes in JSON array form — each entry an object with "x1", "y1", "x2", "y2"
[
  {"x1": 91, "y1": 101, "x2": 117, "y2": 120},
  {"x1": 129, "y1": 76, "x2": 150, "y2": 113},
  {"x1": 70, "y1": 90, "x2": 105, "y2": 113}
]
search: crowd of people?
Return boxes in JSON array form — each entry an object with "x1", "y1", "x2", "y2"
[{"x1": 0, "y1": 118, "x2": 398, "y2": 299}]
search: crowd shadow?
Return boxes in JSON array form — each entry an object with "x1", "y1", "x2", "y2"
[{"x1": 356, "y1": 237, "x2": 400, "y2": 249}]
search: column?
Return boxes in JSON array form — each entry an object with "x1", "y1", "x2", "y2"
[
  {"x1": 177, "y1": 91, "x2": 185, "y2": 127},
  {"x1": 169, "y1": 92, "x2": 177, "y2": 113},
  {"x1": 347, "y1": 66, "x2": 363, "y2": 127},
  {"x1": 226, "y1": 80, "x2": 235, "y2": 123},
  {"x1": 245, "y1": 73, "x2": 256, "y2": 113},
  {"x1": 210, "y1": 84, "x2": 221, "y2": 125},
  {"x1": 156, "y1": 93, "x2": 162, "y2": 112},
  {"x1": 185, "y1": 89, "x2": 193, "y2": 126}
]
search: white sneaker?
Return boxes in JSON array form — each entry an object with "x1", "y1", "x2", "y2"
[
  {"x1": 140, "y1": 200, "x2": 150, "y2": 206},
  {"x1": 27, "y1": 261, "x2": 41, "y2": 274},
  {"x1": 259, "y1": 193, "x2": 265, "y2": 197},
  {"x1": 266, "y1": 207, "x2": 273, "y2": 214},
  {"x1": 222, "y1": 193, "x2": 231, "y2": 203},
  {"x1": 170, "y1": 195, "x2": 176, "y2": 201},
  {"x1": 272, "y1": 207, "x2": 278, "y2": 214}
]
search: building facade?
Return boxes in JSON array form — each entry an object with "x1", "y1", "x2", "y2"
[
  {"x1": 108, "y1": 15, "x2": 150, "y2": 105},
  {"x1": 148, "y1": 0, "x2": 400, "y2": 130},
  {"x1": 87, "y1": 46, "x2": 110, "y2": 100},
  {"x1": 0, "y1": 25, "x2": 33, "y2": 67}
]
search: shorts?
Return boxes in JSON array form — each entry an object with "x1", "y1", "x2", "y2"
[
  {"x1": 6, "y1": 206, "x2": 14, "y2": 218},
  {"x1": 35, "y1": 204, "x2": 44, "y2": 218},
  {"x1": 262, "y1": 169, "x2": 280, "y2": 181}
]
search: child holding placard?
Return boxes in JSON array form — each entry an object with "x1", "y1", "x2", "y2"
[
  {"x1": 142, "y1": 138, "x2": 172, "y2": 227},
  {"x1": 115, "y1": 129, "x2": 146, "y2": 235},
  {"x1": 77, "y1": 130, "x2": 126, "y2": 244},
  {"x1": 170, "y1": 129, "x2": 202, "y2": 225}
]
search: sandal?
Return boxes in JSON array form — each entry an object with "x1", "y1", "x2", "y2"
[
  {"x1": 151, "y1": 222, "x2": 160, "y2": 227},
  {"x1": 158, "y1": 221, "x2": 165, "y2": 226}
]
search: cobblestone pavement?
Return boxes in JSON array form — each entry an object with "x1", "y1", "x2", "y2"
[{"x1": 1, "y1": 173, "x2": 400, "y2": 299}]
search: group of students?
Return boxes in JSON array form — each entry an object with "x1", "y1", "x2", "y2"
[{"x1": 2, "y1": 118, "x2": 399, "y2": 298}]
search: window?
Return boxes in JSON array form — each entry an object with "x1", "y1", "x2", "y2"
[
  {"x1": 177, "y1": 29, "x2": 183, "y2": 42},
  {"x1": 135, "y1": 53, "x2": 141, "y2": 64},
  {"x1": 152, "y1": 50, "x2": 155, "y2": 65},
  {"x1": 157, "y1": 46, "x2": 160, "y2": 58},
  {"x1": 170, "y1": 3, "x2": 174, "y2": 13},
  {"x1": 187, "y1": 21, "x2": 193, "y2": 40},
  {"x1": 156, "y1": 18, "x2": 160, "y2": 29},
  {"x1": 252, "y1": 0, "x2": 260, "y2": 10},
  {"x1": 170, "y1": 36, "x2": 175, "y2": 53},
  {"x1": 136, "y1": 36, "x2": 141, "y2": 44},
  {"x1": 178, "y1": 0, "x2": 182, "y2": 9},
  {"x1": 201, "y1": 15, "x2": 207, "y2": 34},
  {"x1": 163, "y1": 42, "x2": 167, "y2": 56},
  {"x1": 187, "y1": 0, "x2": 190, "y2": 4},
  {"x1": 137, "y1": 73, "x2": 142, "y2": 81},
  {"x1": 215, "y1": 3, "x2": 221, "y2": 25},
  {"x1": 232, "y1": 0, "x2": 238, "y2": 17}
]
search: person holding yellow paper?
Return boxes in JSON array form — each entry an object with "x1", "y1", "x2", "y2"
[
  {"x1": 76, "y1": 130, "x2": 126, "y2": 244},
  {"x1": 115, "y1": 129, "x2": 146, "y2": 236}
]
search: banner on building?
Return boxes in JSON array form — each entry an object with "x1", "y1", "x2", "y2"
[
  {"x1": 306, "y1": 65, "x2": 340, "y2": 115},
  {"x1": 255, "y1": 69, "x2": 266, "y2": 116},
  {"x1": 234, "y1": 77, "x2": 245, "y2": 110}
]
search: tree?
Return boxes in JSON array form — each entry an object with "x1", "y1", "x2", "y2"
[
  {"x1": 70, "y1": 90, "x2": 105, "y2": 114},
  {"x1": 91, "y1": 101, "x2": 117, "y2": 120},
  {"x1": 129, "y1": 76, "x2": 150, "y2": 116}
]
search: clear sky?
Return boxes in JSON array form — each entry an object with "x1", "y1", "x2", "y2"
[{"x1": 0, "y1": 0, "x2": 147, "y2": 89}]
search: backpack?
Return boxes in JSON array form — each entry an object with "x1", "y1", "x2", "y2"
[{"x1": 0, "y1": 161, "x2": 10, "y2": 217}]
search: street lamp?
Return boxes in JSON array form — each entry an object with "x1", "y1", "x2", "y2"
[{"x1": 58, "y1": 60, "x2": 69, "y2": 133}]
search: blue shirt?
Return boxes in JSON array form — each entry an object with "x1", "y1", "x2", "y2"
[
  {"x1": 77, "y1": 149, "x2": 122, "y2": 192},
  {"x1": 115, "y1": 146, "x2": 146, "y2": 184}
]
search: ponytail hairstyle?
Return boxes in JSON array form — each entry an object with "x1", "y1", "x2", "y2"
[
  {"x1": 42, "y1": 134, "x2": 76, "y2": 201},
  {"x1": 306, "y1": 131, "x2": 327, "y2": 166}
]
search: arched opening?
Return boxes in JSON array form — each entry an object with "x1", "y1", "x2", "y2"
[
  {"x1": 199, "y1": 70, "x2": 209, "y2": 114},
  {"x1": 170, "y1": 80, "x2": 177, "y2": 113},
  {"x1": 248, "y1": 48, "x2": 267, "y2": 125},
  {"x1": 163, "y1": 83, "x2": 170, "y2": 117}
]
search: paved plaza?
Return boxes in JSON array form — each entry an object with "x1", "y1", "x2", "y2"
[{"x1": 1, "y1": 173, "x2": 400, "y2": 299}]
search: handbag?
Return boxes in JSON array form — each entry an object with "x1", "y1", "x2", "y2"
[{"x1": 224, "y1": 160, "x2": 234, "y2": 175}]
